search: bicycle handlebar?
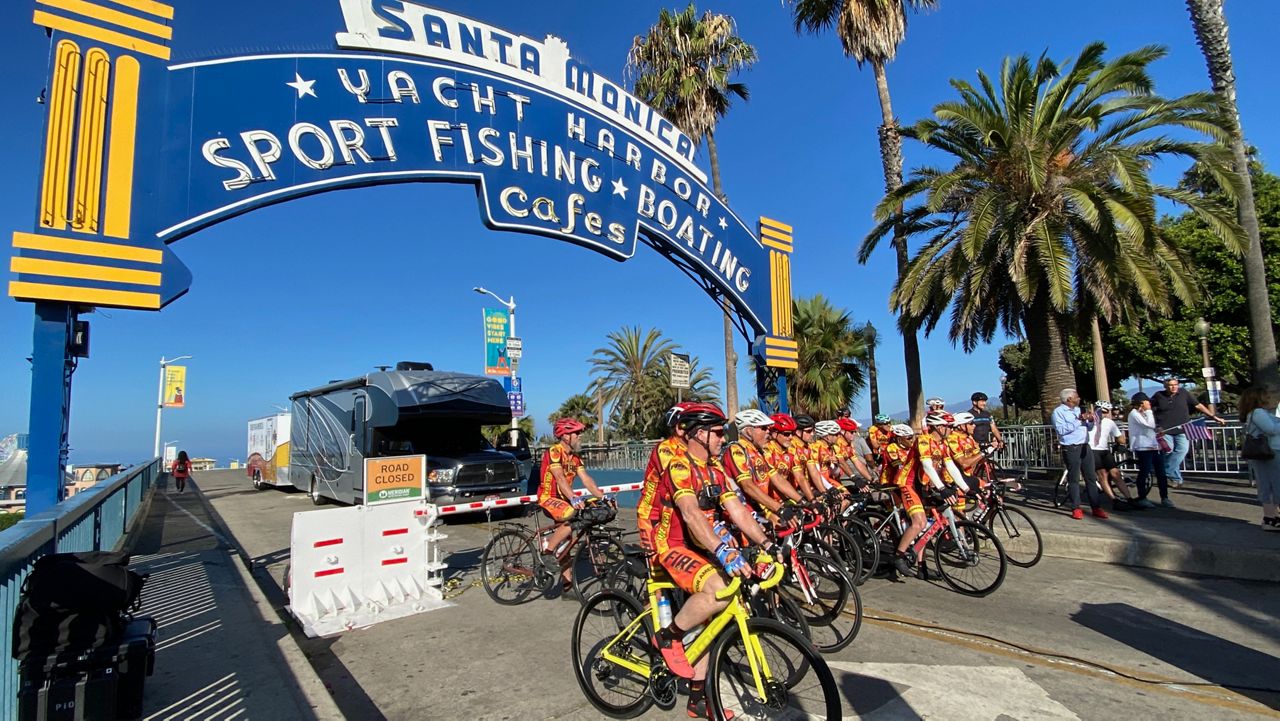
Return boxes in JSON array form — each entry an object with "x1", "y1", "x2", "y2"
[{"x1": 714, "y1": 560, "x2": 786, "y2": 600}]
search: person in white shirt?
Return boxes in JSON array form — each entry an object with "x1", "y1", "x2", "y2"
[
  {"x1": 1127, "y1": 393, "x2": 1169, "y2": 508},
  {"x1": 1088, "y1": 401, "x2": 1137, "y2": 510}
]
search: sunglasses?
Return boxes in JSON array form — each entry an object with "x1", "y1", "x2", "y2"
[{"x1": 699, "y1": 428, "x2": 726, "y2": 438}]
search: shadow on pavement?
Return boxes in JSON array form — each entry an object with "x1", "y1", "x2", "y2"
[
  {"x1": 838, "y1": 671, "x2": 918, "y2": 718},
  {"x1": 1071, "y1": 602, "x2": 1280, "y2": 710}
]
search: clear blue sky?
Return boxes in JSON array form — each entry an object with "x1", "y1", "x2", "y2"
[{"x1": 3, "y1": 0, "x2": 1278, "y2": 465}]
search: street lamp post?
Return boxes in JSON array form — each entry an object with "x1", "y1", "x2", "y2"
[
  {"x1": 154, "y1": 355, "x2": 192, "y2": 458},
  {"x1": 474, "y1": 287, "x2": 519, "y2": 445},
  {"x1": 863, "y1": 322, "x2": 880, "y2": 417},
  {"x1": 1195, "y1": 317, "x2": 1216, "y2": 416}
]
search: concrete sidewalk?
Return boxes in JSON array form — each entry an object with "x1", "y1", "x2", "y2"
[
  {"x1": 126, "y1": 482, "x2": 334, "y2": 720},
  {"x1": 1015, "y1": 473, "x2": 1280, "y2": 581}
]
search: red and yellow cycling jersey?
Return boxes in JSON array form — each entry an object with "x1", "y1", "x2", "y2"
[
  {"x1": 637, "y1": 436, "x2": 687, "y2": 553},
  {"x1": 537, "y1": 442, "x2": 583, "y2": 504},
  {"x1": 808, "y1": 439, "x2": 839, "y2": 487},
  {"x1": 763, "y1": 439, "x2": 795, "y2": 478},
  {"x1": 831, "y1": 437, "x2": 853, "y2": 464},
  {"x1": 916, "y1": 433, "x2": 951, "y2": 472},
  {"x1": 868, "y1": 425, "x2": 892, "y2": 450},
  {"x1": 652, "y1": 455, "x2": 737, "y2": 557},
  {"x1": 880, "y1": 440, "x2": 917, "y2": 488},
  {"x1": 723, "y1": 440, "x2": 777, "y2": 502},
  {"x1": 945, "y1": 431, "x2": 981, "y2": 461}
]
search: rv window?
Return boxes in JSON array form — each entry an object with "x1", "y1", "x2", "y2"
[{"x1": 373, "y1": 419, "x2": 493, "y2": 457}]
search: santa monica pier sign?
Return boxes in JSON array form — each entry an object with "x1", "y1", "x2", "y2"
[{"x1": 10, "y1": 0, "x2": 799, "y2": 365}]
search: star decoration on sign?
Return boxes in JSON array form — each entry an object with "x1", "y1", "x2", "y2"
[
  {"x1": 287, "y1": 73, "x2": 317, "y2": 99},
  {"x1": 718, "y1": 217, "x2": 728, "y2": 230},
  {"x1": 611, "y1": 178, "x2": 629, "y2": 199}
]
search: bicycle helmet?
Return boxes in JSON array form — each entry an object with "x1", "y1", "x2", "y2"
[
  {"x1": 1094, "y1": 400, "x2": 1113, "y2": 411},
  {"x1": 554, "y1": 418, "x2": 586, "y2": 438},
  {"x1": 734, "y1": 408, "x2": 775, "y2": 430},
  {"x1": 951, "y1": 412, "x2": 976, "y2": 425},
  {"x1": 925, "y1": 411, "x2": 954, "y2": 427},
  {"x1": 890, "y1": 423, "x2": 915, "y2": 437},
  {"x1": 770, "y1": 413, "x2": 797, "y2": 432},
  {"x1": 815, "y1": 420, "x2": 841, "y2": 437},
  {"x1": 836, "y1": 418, "x2": 859, "y2": 432},
  {"x1": 663, "y1": 402, "x2": 694, "y2": 429},
  {"x1": 873, "y1": 414, "x2": 892, "y2": 425},
  {"x1": 793, "y1": 414, "x2": 816, "y2": 430},
  {"x1": 926, "y1": 397, "x2": 946, "y2": 410},
  {"x1": 676, "y1": 403, "x2": 727, "y2": 432},
  {"x1": 971, "y1": 391, "x2": 988, "y2": 402}
]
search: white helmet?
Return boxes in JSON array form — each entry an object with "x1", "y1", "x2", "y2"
[
  {"x1": 925, "y1": 411, "x2": 955, "y2": 427},
  {"x1": 890, "y1": 423, "x2": 916, "y2": 438},
  {"x1": 951, "y1": 412, "x2": 976, "y2": 425},
  {"x1": 734, "y1": 408, "x2": 775, "y2": 431},
  {"x1": 814, "y1": 420, "x2": 841, "y2": 438},
  {"x1": 926, "y1": 397, "x2": 946, "y2": 410},
  {"x1": 1094, "y1": 400, "x2": 1113, "y2": 411}
]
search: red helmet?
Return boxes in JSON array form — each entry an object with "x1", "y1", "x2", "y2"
[
  {"x1": 836, "y1": 418, "x2": 859, "y2": 432},
  {"x1": 770, "y1": 413, "x2": 797, "y2": 432},
  {"x1": 663, "y1": 402, "x2": 695, "y2": 429},
  {"x1": 554, "y1": 418, "x2": 587, "y2": 438}
]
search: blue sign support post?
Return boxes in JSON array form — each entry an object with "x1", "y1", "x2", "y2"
[{"x1": 25, "y1": 302, "x2": 77, "y2": 515}]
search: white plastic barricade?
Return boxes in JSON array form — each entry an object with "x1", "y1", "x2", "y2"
[{"x1": 289, "y1": 501, "x2": 451, "y2": 637}]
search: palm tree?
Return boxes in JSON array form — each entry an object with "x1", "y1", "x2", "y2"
[
  {"x1": 549, "y1": 393, "x2": 596, "y2": 429},
  {"x1": 862, "y1": 43, "x2": 1242, "y2": 416},
  {"x1": 789, "y1": 295, "x2": 870, "y2": 417},
  {"x1": 1186, "y1": 0, "x2": 1279, "y2": 389},
  {"x1": 788, "y1": 0, "x2": 936, "y2": 425},
  {"x1": 587, "y1": 327, "x2": 721, "y2": 439},
  {"x1": 628, "y1": 4, "x2": 757, "y2": 416}
]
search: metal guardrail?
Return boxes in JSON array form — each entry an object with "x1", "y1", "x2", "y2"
[
  {"x1": 993, "y1": 422, "x2": 1250, "y2": 479},
  {"x1": 0, "y1": 458, "x2": 159, "y2": 719}
]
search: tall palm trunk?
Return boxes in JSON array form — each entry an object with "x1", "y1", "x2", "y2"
[
  {"x1": 1090, "y1": 317, "x2": 1110, "y2": 402},
  {"x1": 707, "y1": 131, "x2": 739, "y2": 414},
  {"x1": 1025, "y1": 295, "x2": 1077, "y2": 420},
  {"x1": 1187, "y1": 0, "x2": 1279, "y2": 390},
  {"x1": 872, "y1": 60, "x2": 925, "y2": 425}
]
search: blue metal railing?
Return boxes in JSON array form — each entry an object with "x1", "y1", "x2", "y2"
[{"x1": 0, "y1": 458, "x2": 158, "y2": 718}]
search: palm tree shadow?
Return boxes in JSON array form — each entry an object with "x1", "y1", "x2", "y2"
[{"x1": 1071, "y1": 602, "x2": 1280, "y2": 711}]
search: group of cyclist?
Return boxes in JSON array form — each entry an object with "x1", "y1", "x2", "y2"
[{"x1": 536, "y1": 393, "x2": 1010, "y2": 719}]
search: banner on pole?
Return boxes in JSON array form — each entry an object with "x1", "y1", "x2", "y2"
[
  {"x1": 484, "y1": 308, "x2": 511, "y2": 377},
  {"x1": 163, "y1": 366, "x2": 187, "y2": 408}
]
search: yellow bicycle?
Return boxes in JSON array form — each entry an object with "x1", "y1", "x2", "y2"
[{"x1": 570, "y1": 560, "x2": 841, "y2": 720}]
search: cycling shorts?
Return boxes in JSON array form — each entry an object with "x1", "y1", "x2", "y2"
[
  {"x1": 539, "y1": 497, "x2": 575, "y2": 522},
  {"x1": 1092, "y1": 449, "x2": 1117, "y2": 471},
  {"x1": 898, "y1": 485, "x2": 925, "y2": 516},
  {"x1": 658, "y1": 546, "x2": 718, "y2": 594}
]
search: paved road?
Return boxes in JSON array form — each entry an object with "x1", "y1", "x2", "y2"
[{"x1": 194, "y1": 469, "x2": 1280, "y2": 720}]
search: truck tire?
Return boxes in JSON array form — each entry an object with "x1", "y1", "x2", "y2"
[
  {"x1": 309, "y1": 478, "x2": 327, "y2": 506},
  {"x1": 251, "y1": 468, "x2": 264, "y2": 491}
]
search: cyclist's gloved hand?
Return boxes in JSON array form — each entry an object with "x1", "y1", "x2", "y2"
[
  {"x1": 714, "y1": 542, "x2": 749, "y2": 577},
  {"x1": 571, "y1": 496, "x2": 585, "y2": 509},
  {"x1": 711, "y1": 521, "x2": 734, "y2": 548},
  {"x1": 776, "y1": 503, "x2": 801, "y2": 525}
]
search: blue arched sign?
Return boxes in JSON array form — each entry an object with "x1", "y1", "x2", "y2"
[{"x1": 9, "y1": 0, "x2": 799, "y2": 512}]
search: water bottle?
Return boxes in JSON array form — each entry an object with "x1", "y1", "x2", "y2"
[{"x1": 656, "y1": 592, "x2": 673, "y2": 628}]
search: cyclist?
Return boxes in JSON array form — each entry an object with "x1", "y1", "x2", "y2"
[
  {"x1": 968, "y1": 391, "x2": 1005, "y2": 449},
  {"x1": 868, "y1": 413, "x2": 894, "y2": 456},
  {"x1": 924, "y1": 411, "x2": 970, "y2": 512},
  {"x1": 789, "y1": 414, "x2": 825, "y2": 501},
  {"x1": 880, "y1": 424, "x2": 937, "y2": 578},
  {"x1": 765, "y1": 413, "x2": 802, "y2": 497},
  {"x1": 811, "y1": 421, "x2": 847, "y2": 492},
  {"x1": 637, "y1": 402, "x2": 694, "y2": 557},
  {"x1": 946, "y1": 412, "x2": 985, "y2": 481},
  {"x1": 537, "y1": 418, "x2": 607, "y2": 590},
  {"x1": 650, "y1": 405, "x2": 773, "y2": 717},
  {"x1": 927, "y1": 397, "x2": 947, "y2": 412},
  {"x1": 724, "y1": 409, "x2": 804, "y2": 528},
  {"x1": 834, "y1": 418, "x2": 877, "y2": 485},
  {"x1": 1089, "y1": 401, "x2": 1137, "y2": 511}
]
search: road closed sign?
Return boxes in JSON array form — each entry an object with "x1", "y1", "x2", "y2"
[{"x1": 364, "y1": 454, "x2": 426, "y2": 505}]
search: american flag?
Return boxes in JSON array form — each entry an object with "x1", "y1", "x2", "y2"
[{"x1": 1184, "y1": 419, "x2": 1213, "y2": 442}]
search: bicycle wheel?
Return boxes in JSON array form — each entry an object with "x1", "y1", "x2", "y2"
[
  {"x1": 708, "y1": 618, "x2": 842, "y2": 720},
  {"x1": 781, "y1": 551, "x2": 861, "y2": 653},
  {"x1": 572, "y1": 533, "x2": 627, "y2": 604},
  {"x1": 571, "y1": 590, "x2": 654, "y2": 719},
  {"x1": 985, "y1": 505, "x2": 1043, "y2": 568},
  {"x1": 1052, "y1": 470, "x2": 1068, "y2": 508},
  {"x1": 840, "y1": 515, "x2": 880, "y2": 585},
  {"x1": 857, "y1": 509, "x2": 901, "y2": 577},
  {"x1": 480, "y1": 529, "x2": 541, "y2": 605},
  {"x1": 933, "y1": 519, "x2": 1007, "y2": 597},
  {"x1": 749, "y1": 589, "x2": 811, "y2": 643},
  {"x1": 816, "y1": 524, "x2": 865, "y2": 588}
]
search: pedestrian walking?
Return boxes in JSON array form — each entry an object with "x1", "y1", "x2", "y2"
[
  {"x1": 1052, "y1": 389, "x2": 1105, "y2": 520},
  {"x1": 1127, "y1": 393, "x2": 1168, "y2": 508},
  {"x1": 1237, "y1": 386, "x2": 1280, "y2": 531},
  {"x1": 968, "y1": 392, "x2": 1004, "y2": 449},
  {"x1": 171, "y1": 450, "x2": 192, "y2": 493},
  {"x1": 1151, "y1": 377, "x2": 1225, "y2": 487}
]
